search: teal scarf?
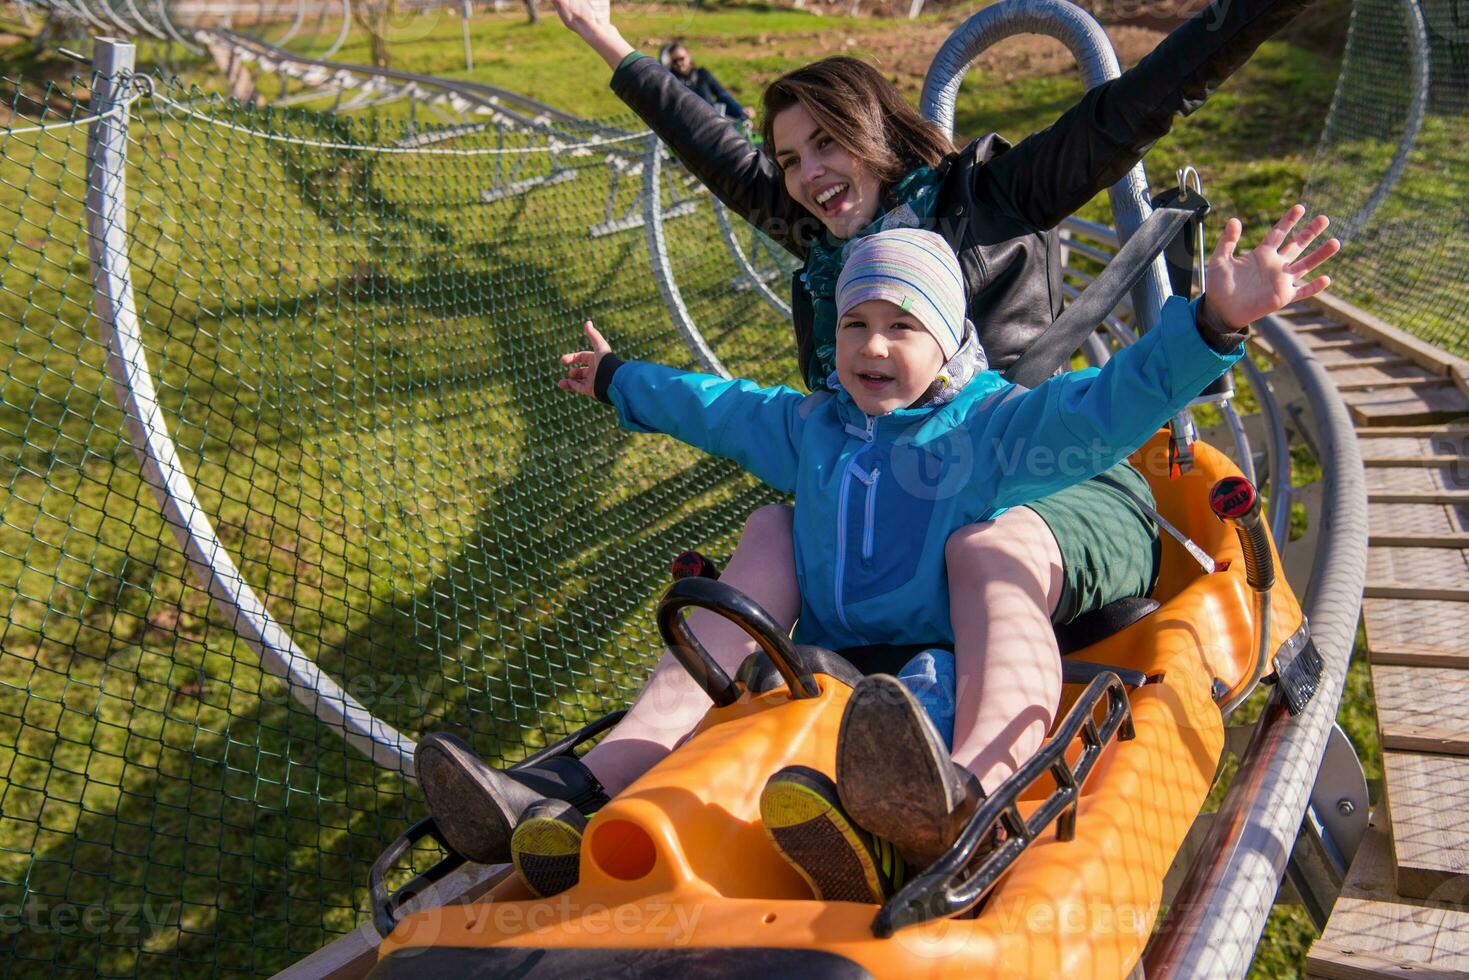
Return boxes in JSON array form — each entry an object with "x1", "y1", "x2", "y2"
[{"x1": 801, "y1": 166, "x2": 944, "y2": 391}]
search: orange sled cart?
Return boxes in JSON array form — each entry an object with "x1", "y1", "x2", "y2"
[{"x1": 370, "y1": 434, "x2": 1312, "y2": 978}]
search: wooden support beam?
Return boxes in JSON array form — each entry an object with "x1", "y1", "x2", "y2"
[
  {"x1": 1364, "y1": 583, "x2": 1469, "y2": 602},
  {"x1": 1337, "y1": 377, "x2": 1440, "y2": 393},
  {"x1": 1369, "y1": 646, "x2": 1469, "y2": 668},
  {"x1": 1307, "y1": 293, "x2": 1469, "y2": 379},
  {"x1": 1324, "y1": 355, "x2": 1410, "y2": 372},
  {"x1": 1368, "y1": 491, "x2": 1469, "y2": 505},
  {"x1": 1382, "y1": 751, "x2": 1469, "y2": 900},
  {"x1": 1362, "y1": 455, "x2": 1466, "y2": 467},
  {"x1": 1369, "y1": 533, "x2": 1469, "y2": 549},
  {"x1": 1306, "y1": 815, "x2": 1469, "y2": 980}
]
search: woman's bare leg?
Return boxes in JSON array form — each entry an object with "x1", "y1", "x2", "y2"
[
  {"x1": 579, "y1": 503, "x2": 800, "y2": 796},
  {"x1": 945, "y1": 508, "x2": 1065, "y2": 794}
]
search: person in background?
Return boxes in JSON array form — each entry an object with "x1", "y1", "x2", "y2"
[{"x1": 661, "y1": 40, "x2": 756, "y2": 121}]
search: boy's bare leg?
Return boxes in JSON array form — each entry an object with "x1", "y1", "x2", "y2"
[
  {"x1": 945, "y1": 508, "x2": 1065, "y2": 794},
  {"x1": 579, "y1": 503, "x2": 800, "y2": 796}
]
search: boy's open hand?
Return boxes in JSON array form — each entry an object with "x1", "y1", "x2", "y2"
[
  {"x1": 1204, "y1": 205, "x2": 1340, "y2": 330},
  {"x1": 558, "y1": 320, "x2": 613, "y2": 398}
]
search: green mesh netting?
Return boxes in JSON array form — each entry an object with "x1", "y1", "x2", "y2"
[
  {"x1": 1, "y1": 64, "x2": 796, "y2": 975},
  {"x1": 1301, "y1": 0, "x2": 1469, "y2": 358}
]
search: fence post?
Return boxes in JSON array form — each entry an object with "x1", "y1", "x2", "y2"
[{"x1": 461, "y1": 0, "x2": 473, "y2": 71}]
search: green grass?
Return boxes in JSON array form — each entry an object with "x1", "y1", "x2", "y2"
[{"x1": 0, "y1": 3, "x2": 1435, "y2": 976}]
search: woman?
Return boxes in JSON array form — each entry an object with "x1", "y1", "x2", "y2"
[{"x1": 414, "y1": 0, "x2": 1318, "y2": 898}]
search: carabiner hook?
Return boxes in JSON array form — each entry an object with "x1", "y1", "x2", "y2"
[{"x1": 1178, "y1": 166, "x2": 1206, "y2": 295}]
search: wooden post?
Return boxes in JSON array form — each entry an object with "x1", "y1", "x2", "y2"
[{"x1": 461, "y1": 0, "x2": 472, "y2": 71}]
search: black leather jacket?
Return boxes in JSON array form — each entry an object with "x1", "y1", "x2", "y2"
[{"x1": 611, "y1": 0, "x2": 1309, "y2": 382}]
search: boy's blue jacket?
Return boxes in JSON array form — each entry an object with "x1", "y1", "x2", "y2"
[{"x1": 604, "y1": 296, "x2": 1241, "y2": 651}]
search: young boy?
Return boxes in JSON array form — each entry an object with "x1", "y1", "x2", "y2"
[{"x1": 418, "y1": 209, "x2": 1335, "y2": 903}]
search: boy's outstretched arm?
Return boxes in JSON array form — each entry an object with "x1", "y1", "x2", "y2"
[
  {"x1": 557, "y1": 320, "x2": 808, "y2": 493},
  {"x1": 968, "y1": 207, "x2": 1338, "y2": 511}
]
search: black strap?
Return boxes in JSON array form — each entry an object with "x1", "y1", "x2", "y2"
[{"x1": 1005, "y1": 204, "x2": 1204, "y2": 390}]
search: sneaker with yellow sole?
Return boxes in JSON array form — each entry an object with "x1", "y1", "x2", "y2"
[
  {"x1": 511, "y1": 798, "x2": 588, "y2": 898},
  {"x1": 760, "y1": 765, "x2": 904, "y2": 904}
]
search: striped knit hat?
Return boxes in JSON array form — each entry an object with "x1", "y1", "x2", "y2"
[{"x1": 835, "y1": 228, "x2": 967, "y2": 361}]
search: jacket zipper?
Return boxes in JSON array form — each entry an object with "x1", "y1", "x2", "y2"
[
  {"x1": 862, "y1": 466, "x2": 880, "y2": 560},
  {"x1": 834, "y1": 415, "x2": 875, "y2": 637}
]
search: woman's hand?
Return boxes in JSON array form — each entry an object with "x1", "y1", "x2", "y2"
[
  {"x1": 558, "y1": 320, "x2": 615, "y2": 398},
  {"x1": 1202, "y1": 205, "x2": 1340, "y2": 330},
  {"x1": 549, "y1": 0, "x2": 634, "y2": 70}
]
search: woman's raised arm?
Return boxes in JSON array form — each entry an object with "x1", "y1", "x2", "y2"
[
  {"x1": 983, "y1": 0, "x2": 1315, "y2": 230},
  {"x1": 549, "y1": 0, "x2": 812, "y2": 257}
]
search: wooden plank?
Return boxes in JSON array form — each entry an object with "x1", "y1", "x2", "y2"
[
  {"x1": 1318, "y1": 345, "x2": 1399, "y2": 366},
  {"x1": 1339, "y1": 377, "x2": 1444, "y2": 393},
  {"x1": 1364, "y1": 455, "x2": 1467, "y2": 467},
  {"x1": 1308, "y1": 945, "x2": 1469, "y2": 980},
  {"x1": 1306, "y1": 814, "x2": 1469, "y2": 980},
  {"x1": 1330, "y1": 363, "x2": 1441, "y2": 389},
  {"x1": 1313, "y1": 338, "x2": 1382, "y2": 353},
  {"x1": 1370, "y1": 533, "x2": 1469, "y2": 549},
  {"x1": 1368, "y1": 502, "x2": 1466, "y2": 539},
  {"x1": 1363, "y1": 598, "x2": 1469, "y2": 658},
  {"x1": 1365, "y1": 549, "x2": 1469, "y2": 597},
  {"x1": 1383, "y1": 751, "x2": 1469, "y2": 899},
  {"x1": 1308, "y1": 292, "x2": 1469, "y2": 379},
  {"x1": 1365, "y1": 467, "x2": 1466, "y2": 493},
  {"x1": 1364, "y1": 584, "x2": 1469, "y2": 602},
  {"x1": 1369, "y1": 646, "x2": 1469, "y2": 669},
  {"x1": 1372, "y1": 666, "x2": 1469, "y2": 756},
  {"x1": 1324, "y1": 355, "x2": 1411, "y2": 372},
  {"x1": 1368, "y1": 492, "x2": 1469, "y2": 505},
  {"x1": 1348, "y1": 382, "x2": 1469, "y2": 428},
  {"x1": 1287, "y1": 318, "x2": 1349, "y2": 333},
  {"x1": 1298, "y1": 325, "x2": 1356, "y2": 342},
  {"x1": 1360, "y1": 436, "x2": 1444, "y2": 459},
  {"x1": 1353, "y1": 424, "x2": 1469, "y2": 437},
  {"x1": 1344, "y1": 381, "x2": 1464, "y2": 406}
]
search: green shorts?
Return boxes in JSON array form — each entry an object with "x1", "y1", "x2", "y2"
[{"x1": 1024, "y1": 461, "x2": 1162, "y2": 626}]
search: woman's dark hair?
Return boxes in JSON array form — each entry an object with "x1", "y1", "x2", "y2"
[{"x1": 759, "y1": 57, "x2": 956, "y2": 186}]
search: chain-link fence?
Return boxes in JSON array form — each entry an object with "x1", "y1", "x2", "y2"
[
  {"x1": 1, "y1": 49, "x2": 796, "y2": 974},
  {"x1": 1302, "y1": 0, "x2": 1469, "y2": 358}
]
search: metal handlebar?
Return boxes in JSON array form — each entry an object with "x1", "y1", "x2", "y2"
[{"x1": 656, "y1": 577, "x2": 818, "y2": 704}]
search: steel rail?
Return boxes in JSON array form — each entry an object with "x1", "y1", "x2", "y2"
[
  {"x1": 1144, "y1": 314, "x2": 1366, "y2": 977},
  {"x1": 85, "y1": 37, "x2": 418, "y2": 778}
]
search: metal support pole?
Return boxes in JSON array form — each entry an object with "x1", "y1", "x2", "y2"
[
  {"x1": 920, "y1": 0, "x2": 1171, "y2": 332},
  {"x1": 461, "y1": 0, "x2": 473, "y2": 71},
  {"x1": 85, "y1": 36, "x2": 417, "y2": 778}
]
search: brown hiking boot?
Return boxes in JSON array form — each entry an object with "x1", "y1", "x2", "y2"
[
  {"x1": 415, "y1": 732, "x2": 544, "y2": 865},
  {"x1": 835, "y1": 674, "x2": 985, "y2": 869}
]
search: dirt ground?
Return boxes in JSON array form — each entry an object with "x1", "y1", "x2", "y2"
[{"x1": 645, "y1": 10, "x2": 1170, "y2": 93}]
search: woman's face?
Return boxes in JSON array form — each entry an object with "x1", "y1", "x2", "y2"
[
  {"x1": 771, "y1": 103, "x2": 883, "y2": 240},
  {"x1": 669, "y1": 46, "x2": 693, "y2": 74}
]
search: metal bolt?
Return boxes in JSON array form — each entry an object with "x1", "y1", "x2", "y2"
[{"x1": 1337, "y1": 798, "x2": 1356, "y2": 817}]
